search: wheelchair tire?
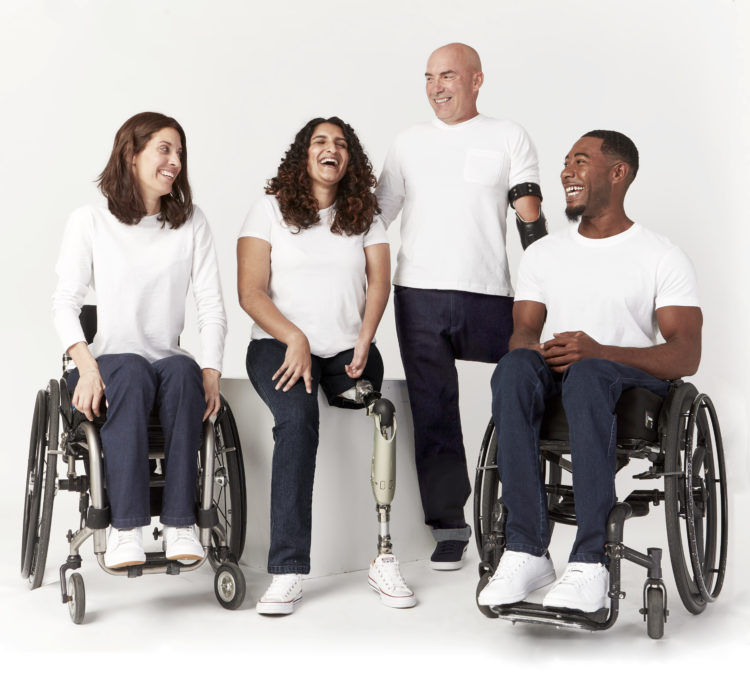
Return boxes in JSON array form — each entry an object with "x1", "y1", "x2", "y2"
[
  {"x1": 476, "y1": 567, "x2": 499, "y2": 619},
  {"x1": 646, "y1": 587, "x2": 665, "y2": 640},
  {"x1": 473, "y1": 418, "x2": 559, "y2": 568},
  {"x1": 208, "y1": 398, "x2": 247, "y2": 570},
  {"x1": 21, "y1": 381, "x2": 59, "y2": 588},
  {"x1": 214, "y1": 562, "x2": 246, "y2": 610},
  {"x1": 68, "y1": 572, "x2": 85, "y2": 625},
  {"x1": 664, "y1": 384, "x2": 728, "y2": 614}
]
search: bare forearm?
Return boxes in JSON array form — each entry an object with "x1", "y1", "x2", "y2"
[
  {"x1": 358, "y1": 281, "x2": 390, "y2": 343},
  {"x1": 600, "y1": 339, "x2": 701, "y2": 380},
  {"x1": 509, "y1": 329, "x2": 542, "y2": 352},
  {"x1": 238, "y1": 290, "x2": 306, "y2": 345},
  {"x1": 67, "y1": 342, "x2": 99, "y2": 374}
]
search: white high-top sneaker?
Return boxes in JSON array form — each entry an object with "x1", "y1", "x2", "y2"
[{"x1": 164, "y1": 526, "x2": 204, "y2": 561}]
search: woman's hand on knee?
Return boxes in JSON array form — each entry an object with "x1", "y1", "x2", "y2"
[
  {"x1": 273, "y1": 332, "x2": 312, "y2": 393},
  {"x1": 345, "y1": 339, "x2": 370, "y2": 378},
  {"x1": 72, "y1": 369, "x2": 106, "y2": 421},
  {"x1": 202, "y1": 368, "x2": 221, "y2": 420}
]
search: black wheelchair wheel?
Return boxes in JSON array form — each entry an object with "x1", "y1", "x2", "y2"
[
  {"x1": 473, "y1": 418, "x2": 560, "y2": 570},
  {"x1": 646, "y1": 587, "x2": 665, "y2": 640},
  {"x1": 664, "y1": 384, "x2": 728, "y2": 614},
  {"x1": 214, "y1": 561, "x2": 246, "y2": 610},
  {"x1": 208, "y1": 398, "x2": 247, "y2": 570},
  {"x1": 22, "y1": 381, "x2": 59, "y2": 588},
  {"x1": 476, "y1": 567, "x2": 499, "y2": 619},
  {"x1": 68, "y1": 572, "x2": 86, "y2": 625}
]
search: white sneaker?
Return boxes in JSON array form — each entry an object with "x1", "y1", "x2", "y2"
[
  {"x1": 164, "y1": 526, "x2": 204, "y2": 561},
  {"x1": 543, "y1": 562, "x2": 609, "y2": 612},
  {"x1": 477, "y1": 550, "x2": 556, "y2": 606},
  {"x1": 256, "y1": 574, "x2": 303, "y2": 615},
  {"x1": 104, "y1": 527, "x2": 146, "y2": 568},
  {"x1": 368, "y1": 554, "x2": 417, "y2": 608}
]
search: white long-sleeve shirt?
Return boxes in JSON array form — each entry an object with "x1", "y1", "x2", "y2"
[{"x1": 52, "y1": 202, "x2": 227, "y2": 372}]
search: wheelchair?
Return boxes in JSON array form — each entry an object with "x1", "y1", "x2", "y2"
[
  {"x1": 21, "y1": 306, "x2": 248, "y2": 623},
  {"x1": 473, "y1": 380, "x2": 728, "y2": 639}
]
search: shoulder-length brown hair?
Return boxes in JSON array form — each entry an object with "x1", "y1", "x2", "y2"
[
  {"x1": 97, "y1": 112, "x2": 193, "y2": 229},
  {"x1": 266, "y1": 116, "x2": 378, "y2": 236}
]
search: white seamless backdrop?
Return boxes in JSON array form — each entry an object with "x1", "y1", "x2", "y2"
[{"x1": 1, "y1": 0, "x2": 748, "y2": 665}]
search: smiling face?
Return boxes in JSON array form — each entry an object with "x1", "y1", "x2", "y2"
[
  {"x1": 425, "y1": 44, "x2": 483, "y2": 125},
  {"x1": 561, "y1": 136, "x2": 618, "y2": 221},
  {"x1": 306, "y1": 122, "x2": 349, "y2": 193},
  {"x1": 132, "y1": 127, "x2": 183, "y2": 212}
]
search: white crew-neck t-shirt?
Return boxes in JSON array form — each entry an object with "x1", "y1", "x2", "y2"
[
  {"x1": 238, "y1": 195, "x2": 389, "y2": 358},
  {"x1": 52, "y1": 203, "x2": 227, "y2": 371},
  {"x1": 376, "y1": 114, "x2": 540, "y2": 296},
  {"x1": 515, "y1": 223, "x2": 700, "y2": 347}
]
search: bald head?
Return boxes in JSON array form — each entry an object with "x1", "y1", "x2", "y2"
[
  {"x1": 425, "y1": 43, "x2": 484, "y2": 125},
  {"x1": 429, "y1": 43, "x2": 482, "y2": 72}
]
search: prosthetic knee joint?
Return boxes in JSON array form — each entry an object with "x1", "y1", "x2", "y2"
[{"x1": 338, "y1": 380, "x2": 397, "y2": 555}]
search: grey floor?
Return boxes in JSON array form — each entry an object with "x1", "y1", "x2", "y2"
[{"x1": 3, "y1": 506, "x2": 748, "y2": 677}]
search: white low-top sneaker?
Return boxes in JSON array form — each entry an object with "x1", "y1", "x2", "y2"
[
  {"x1": 543, "y1": 562, "x2": 609, "y2": 612},
  {"x1": 104, "y1": 527, "x2": 146, "y2": 568},
  {"x1": 477, "y1": 550, "x2": 556, "y2": 606},
  {"x1": 256, "y1": 574, "x2": 303, "y2": 615},
  {"x1": 368, "y1": 554, "x2": 417, "y2": 608},
  {"x1": 164, "y1": 526, "x2": 204, "y2": 561}
]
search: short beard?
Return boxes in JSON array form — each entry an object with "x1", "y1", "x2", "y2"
[{"x1": 565, "y1": 205, "x2": 585, "y2": 222}]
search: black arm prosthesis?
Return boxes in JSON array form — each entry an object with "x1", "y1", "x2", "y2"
[{"x1": 508, "y1": 182, "x2": 548, "y2": 250}]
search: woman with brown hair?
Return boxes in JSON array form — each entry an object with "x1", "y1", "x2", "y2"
[
  {"x1": 53, "y1": 112, "x2": 227, "y2": 569},
  {"x1": 238, "y1": 116, "x2": 415, "y2": 614}
]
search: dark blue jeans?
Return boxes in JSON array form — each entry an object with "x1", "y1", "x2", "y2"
[
  {"x1": 394, "y1": 286, "x2": 513, "y2": 539},
  {"x1": 67, "y1": 353, "x2": 206, "y2": 528},
  {"x1": 491, "y1": 349, "x2": 669, "y2": 563},
  {"x1": 246, "y1": 338, "x2": 384, "y2": 574}
]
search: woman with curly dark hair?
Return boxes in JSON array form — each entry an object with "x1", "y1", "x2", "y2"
[{"x1": 238, "y1": 117, "x2": 415, "y2": 614}]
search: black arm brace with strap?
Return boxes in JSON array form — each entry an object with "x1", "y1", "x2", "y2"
[{"x1": 508, "y1": 182, "x2": 548, "y2": 250}]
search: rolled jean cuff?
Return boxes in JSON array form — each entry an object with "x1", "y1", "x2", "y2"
[
  {"x1": 432, "y1": 525, "x2": 472, "y2": 542},
  {"x1": 505, "y1": 543, "x2": 548, "y2": 557},
  {"x1": 569, "y1": 552, "x2": 606, "y2": 564},
  {"x1": 269, "y1": 564, "x2": 310, "y2": 575}
]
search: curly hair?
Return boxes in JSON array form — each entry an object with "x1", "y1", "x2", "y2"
[
  {"x1": 98, "y1": 112, "x2": 193, "y2": 229},
  {"x1": 266, "y1": 117, "x2": 379, "y2": 236}
]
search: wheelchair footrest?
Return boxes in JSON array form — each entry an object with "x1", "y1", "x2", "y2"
[{"x1": 490, "y1": 601, "x2": 612, "y2": 631}]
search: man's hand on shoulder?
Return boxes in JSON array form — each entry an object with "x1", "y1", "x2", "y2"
[{"x1": 542, "y1": 331, "x2": 602, "y2": 373}]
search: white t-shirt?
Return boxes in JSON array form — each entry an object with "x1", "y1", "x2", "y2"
[
  {"x1": 52, "y1": 203, "x2": 227, "y2": 371},
  {"x1": 238, "y1": 195, "x2": 389, "y2": 358},
  {"x1": 376, "y1": 114, "x2": 540, "y2": 296},
  {"x1": 515, "y1": 223, "x2": 700, "y2": 347}
]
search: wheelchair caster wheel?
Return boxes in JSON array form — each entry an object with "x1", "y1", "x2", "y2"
[
  {"x1": 214, "y1": 562, "x2": 246, "y2": 610},
  {"x1": 68, "y1": 572, "x2": 85, "y2": 625},
  {"x1": 645, "y1": 587, "x2": 665, "y2": 640},
  {"x1": 476, "y1": 570, "x2": 498, "y2": 619}
]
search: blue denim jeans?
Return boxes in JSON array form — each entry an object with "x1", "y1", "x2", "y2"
[
  {"x1": 246, "y1": 338, "x2": 384, "y2": 574},
  {"x1": 490, "y1": 349, "x2": 669, "y2": 563},
  {"x1": 67, "y1": 353, "x2": 206, "y2": 528},
  {"x1": 394, "y1": 286, "x2": 513, "y2": 540}
]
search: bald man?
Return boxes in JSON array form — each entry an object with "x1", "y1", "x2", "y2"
[{"x1": 376, "y1": 43, "x2": 548, "y2": 569}]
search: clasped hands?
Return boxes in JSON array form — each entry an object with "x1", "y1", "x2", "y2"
[{"x1": 534, "y1": 330, "x2": 602, "y2": 373}]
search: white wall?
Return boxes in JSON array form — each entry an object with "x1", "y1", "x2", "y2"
[{"x1": 1, "y1": 0, "x2": 747, "y2": 590}]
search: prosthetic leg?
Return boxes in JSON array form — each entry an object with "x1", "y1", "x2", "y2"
[
  {"x1": 337, "y1": 379, "x2": 415, "y2": 607},
  {"x1": 338, "y1": 379, "x2": 397, "y2": 555}
]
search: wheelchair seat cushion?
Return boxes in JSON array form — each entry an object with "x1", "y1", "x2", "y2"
[{"x1": 541, "y1": 387, "x2": 663, "y2": 443}]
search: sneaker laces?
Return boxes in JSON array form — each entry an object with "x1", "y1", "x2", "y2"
[
  {"x1": 111, "y1": 528, "x2": 140, "y2": 547},
  {"x1": 557, "y1": 564, "x2": 603, "y2": 587},
  {"x1": 263, "y1": 574, "x2": 302, "y2": 600},
  {"x1": 374, "y1": 556, "x2": 409, "y2": 590},
  {"x1": 173, "y1": 526, "x2": 196, "y2": 541},
  {"x1": 491, "y1": 551, "x2": 533, "y2": 583}
]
